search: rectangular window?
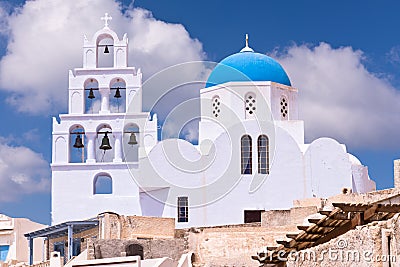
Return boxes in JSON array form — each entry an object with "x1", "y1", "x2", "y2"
[
  {"x1": 177, "y1": 196, "x2": 188, "y2": 223},
  {"x1": 244, "y1": 210, "x2": 262, "y2": 223},
  {"x1": 0, "y1": 245, "x2": 9, "y2": 262}
]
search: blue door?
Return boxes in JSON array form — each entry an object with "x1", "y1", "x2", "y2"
[
  {"x1": 72, "y1": 238, "x2": 81, "y2": 256},
  {"x1": 0, "y1": 245, "x2": 9, "y2": 262}
]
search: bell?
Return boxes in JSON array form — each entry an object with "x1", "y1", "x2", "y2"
[
  {"x1": 99, "y1": 132, "x2": 112, "y2": 150},
  {"x1": 88, "y1": 88, "x2": 95, "y2": 99},
  {"x1": 114, "y1": 87, "x2": 121, "y2": 98},
  {"x1": 128, "y1": 132, "x2": 138, "y2": 145},
  {"x1": 104, "y1": 45, "x2": 109, "y2": 54},
  {"x1": 73, "y1": 134, "x2": 84, "y2": 148}
]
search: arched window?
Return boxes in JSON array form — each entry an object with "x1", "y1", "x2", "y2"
[
  {"x1": 109, "y1": 78, "x2": 126, "y2": 113},
  {"x1": 97, "y1": 36, "x2": 114, "y2": 68},
  {"x1": 241, "y1": 135, "x2": 252, "y2": 174},
  {"x1": 123, "y1": 123, "x2": 139, "y2": 162},
  {"x1": 211, "y1": 96, "x2": 221, "y2": 118},
  {"x1": 85, "y1": 79, "x2": 100, "y2": 114},
  {"x1": 69, "y1": 125, "x2": 86, "y2": 163},
  {"x1": 96, "y1": 124, "x2": 113, "y2": 162},
  {"x1": 280, "y1": 96, "x2": 288, "y2": 120},
  {"x1": 245, "y1": 93, "x2": 256, "y2": 119},
  {"x1": 258, "y1": 135, "x2": 269, "y2": 174},
  {"x1": 93, "y1": 174, "x2": 112, "y2": 194}
]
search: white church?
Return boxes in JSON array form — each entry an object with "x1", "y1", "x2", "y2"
[{"x1": 51, "y1": 15, "x2": 376, "y2": 228}]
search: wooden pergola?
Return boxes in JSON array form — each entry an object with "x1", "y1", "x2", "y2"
[{"x1": 252, "y1": 203, "x2": 400, "y2": 265}]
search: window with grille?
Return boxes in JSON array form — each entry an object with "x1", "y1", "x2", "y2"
[
  {"x1": 177, "y1": 196, "x2": 188, "y2": 222},
  {"x1": 245, "y1": 93, "x2": 256, "y2": 118},
  {"x1": 241, "y1": 135, "x2": 252, "y2": 174},
  {"x1": 212, "y1": 96, "x2": 221, "y2": 117},
  {"x1": 258, "y1": 135, "x2": 269, "y2": 174},
  {"x1": 280, "y1": 96, "x2": 288, "y2": 120}
]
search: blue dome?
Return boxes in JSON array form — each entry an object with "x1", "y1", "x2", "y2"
[{"x1": 206, "y1": 51, "x2": 291, "y2": 88}]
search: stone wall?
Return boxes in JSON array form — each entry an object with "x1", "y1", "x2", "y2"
[
  {"x1": 99, "y1": 213, "x2": 175, "y2": 239},
  {"x1": 294, "y1": 188, "x2": 400, "y2": 210},
  {"x1": 285, "y1": 214, "x2": 400, "y2": 267},
  {"x1": 262, "y1": 206, "x2": 318, "y2": 228},
  {"x1": 92, "y1": 238, "x2": 186, "y2": 262},
  {"x1": 188, "y1": 224, "x2": 297, "y2": 267},
  {"x1": 394, "y1": 159, "x2": 400, "y2": 189}
]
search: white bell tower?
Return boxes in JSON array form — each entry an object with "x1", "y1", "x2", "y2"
[{"x1": 51, "y1": 14, "x2": 158, "y2": 225}]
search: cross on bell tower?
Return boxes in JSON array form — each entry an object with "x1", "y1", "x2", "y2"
[{"x1": 101, "y1": 13, "x2": 112, "y2": 28}]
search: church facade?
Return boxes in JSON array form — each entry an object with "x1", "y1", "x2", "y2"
[{"x1": 51, "y1": 16, "x2": 376, "y2": 228}]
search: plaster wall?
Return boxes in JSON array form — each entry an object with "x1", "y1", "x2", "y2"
[
  {"x1": 0, "y1": 215, "x2": 46, "y2": 264},
  {"x1": 51, "y1": 165, "x2": 141, "y2": 224}
]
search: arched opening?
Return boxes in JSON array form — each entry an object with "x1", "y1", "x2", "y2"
[
  {"x1": 123, "y1": 123, "x2": 139, "y2": 162},
  {"x1": 125, "y1": 244, "x2": 143, "y2": 259},
  {"x1": 245, "y1": 93, "x2": 256, "y2": 119},
  {"x1": 109, "y1": 78, "x2": 126, "y2": 113},
  {"x1": 258, "y1": 135, "x2": 269, "y2": 174},
  {"x1": 93, "y1": 174, "x2": 112, "y2": 194},
  {"x1": 85, "y1": 79, "x2": 100, "y2": 114},
  {"x1": 96, "y1": 124, "x2": 113, "y2": 162},
  {"x1": 69, "y1": 125, "x2": 86, "y2": 163},
  {"x1": 241, "y1": 135, "x2": 252, "y2": 174},
  {"x1": 97, "y1": 36, "x2": 114, "y2": 68}
]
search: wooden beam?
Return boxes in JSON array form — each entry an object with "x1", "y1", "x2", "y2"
[
  {"x1": 297, "y1": 225, "x2": 310, "y2": 231},
  {"x1": 376, "y1": 204, "x2": 400, "y2": 213},
  {"x1": 319, "y1": 210, "x2": 332, "y2": 216},
  {"x1": 276, "y1": 239, "x2": 297, "y2": 248},
  {"x1": 286, "y1": 233, "x2": 299, "y2": 239},
  {"x1": 332, "y1": 203, "x2": 370, "y2": 212},
  {"x1": 314, "y1": 213, "x2": 361, "y2": 246},
  {"x1": 317, "y1": 219, "x2": 350, "y2": 227},
  {"x1": 305, "y1": 226, "x2": 335, "y2": 234},
  {"x1": 308, "y1": 218, "x2": 321, "y2": 224},
  {"x1": 363, "y1": 204, "x2": 378, "y2": 222},
  {"x1": 294, "y1": 236, "x2": 321, "y2": 242}
]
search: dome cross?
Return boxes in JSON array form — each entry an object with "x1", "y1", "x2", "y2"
[{"x1": 101, "y1": 13, "x2": 112, "y2": 28}]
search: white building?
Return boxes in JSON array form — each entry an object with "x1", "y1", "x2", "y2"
[
  {"x1": 51, "y1": 16, "x2": 375, "y2": 228},
  {"x1": 0, "y1": 214, "x2": 45, "y2": 265}
]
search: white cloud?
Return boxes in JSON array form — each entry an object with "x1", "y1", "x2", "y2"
[
  {"x1": 0, "y1": 141, "x2": 50, "y2": 202},
  {"x1": 275, "y1": 43, "x2": 400, "y2": 149},
  {"x1": 0, "y1": 0, "x2": 205, "y2": 114},
  {"x1": 387, "y1": 45, "x2": 400, "y2": 64}
]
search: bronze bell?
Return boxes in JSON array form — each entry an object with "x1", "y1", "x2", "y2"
[
  {"x1": 73, "y1": 134, "x2": 84, "y2": 148},
  {"x1": 104, "y1": 45, "x2": 109, "y2": 54},
  {"x1": 128, "y1": 132, "x2": 138, "y2": 145},
  {"x1": 88, "y1": 88, "x2": 95, "y2": 99},
  {"x1": 114, "y1": 87, "x2": 121, "y2": 98},
  {"x1": 99, "y1": 132, "x2": 112, "y2": 150}
]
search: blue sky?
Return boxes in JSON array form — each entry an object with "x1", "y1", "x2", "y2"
[{"x1": 0, "y1": 0, "x2": 399, "y2": 225}]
